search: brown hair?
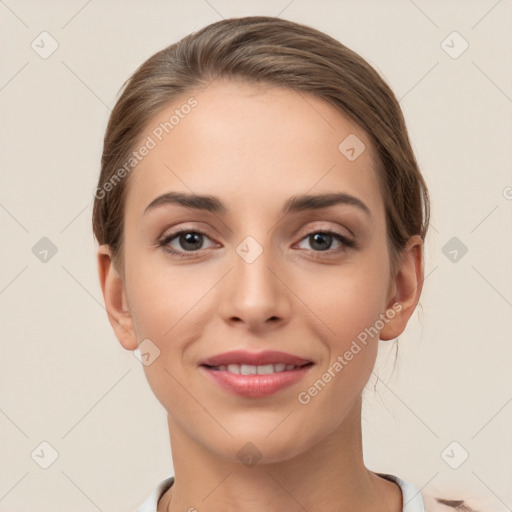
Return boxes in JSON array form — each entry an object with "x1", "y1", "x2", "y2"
[{"x1": 92, "y1": 15, "x2": 430, "y2": 281}]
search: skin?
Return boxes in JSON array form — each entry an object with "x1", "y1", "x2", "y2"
[{"x1": 97, "y1": 78, "x2": 423, "y2": 512}]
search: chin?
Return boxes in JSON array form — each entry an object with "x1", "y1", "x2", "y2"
[{"x1": 207, "y1": 423, "x2": 322, "y2": 467}]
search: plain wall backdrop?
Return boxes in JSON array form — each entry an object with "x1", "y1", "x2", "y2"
[{"x1": 1, "y1": 1, "x2": 511, "y2": 511}]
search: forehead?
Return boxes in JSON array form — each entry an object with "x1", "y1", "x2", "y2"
[{"x1": 124, "y1": 78, "x2": 385, "y2": 223}]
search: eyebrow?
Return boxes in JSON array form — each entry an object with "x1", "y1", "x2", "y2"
[{"x1": 144, "y1": 191, "x2": 372, "y2": 219}]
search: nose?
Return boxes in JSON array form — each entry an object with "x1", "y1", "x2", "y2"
[{"x1": 218, "y1": 239, "x2": 292, "y2": 333}]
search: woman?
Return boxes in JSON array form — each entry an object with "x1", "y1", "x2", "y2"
[{"x1": 93, "y1": 16, "x2": 479, "y2": 512}]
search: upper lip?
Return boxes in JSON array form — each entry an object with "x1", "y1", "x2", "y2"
[{"x1": 200, "y1": 350, "x2": 312, "y2": 367}]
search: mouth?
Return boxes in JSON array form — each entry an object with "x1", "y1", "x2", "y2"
[
  {"x1": 202, "y1": 362, "x2": 313, "y2": 374},
  {"x1": 199, "y1": 350, "x2": 314, "y2": 398},
  {"x1": 200, "y1": 349, "x2": 313, "y2": 367}
]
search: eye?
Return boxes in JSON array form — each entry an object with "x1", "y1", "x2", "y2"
[
  {"x1": 158, "y1": 229, "x2": 216, "y2": 258},
  {"x1": 157, "y1": 227, "x2": 357, "y2": 259},
  {"x1": 296, "y1": 229, "x2": 356, "y2": 254}
]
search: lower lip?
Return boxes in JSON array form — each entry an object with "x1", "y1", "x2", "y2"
[{"x1": 200, "y1": 365, "x2": 313, "y2": 398}]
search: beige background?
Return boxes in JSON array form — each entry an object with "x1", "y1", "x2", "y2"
[{"x1": 1, "y1": 1, "x2": 511, "y2": 511}]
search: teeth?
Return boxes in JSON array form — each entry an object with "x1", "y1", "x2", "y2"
[
  {"x1": 240, "y1": 364, "x2": 257, "y2": 375},
  {"x1": 214, "y1": 363, "x2": 302, "y2": 374},
  {"x1": 257, "y1": 364, "x2": 274, "y2": 374}
]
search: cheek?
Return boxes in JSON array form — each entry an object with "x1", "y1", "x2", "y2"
[
  {"x1": 125, "y1": 252, "x2": 206, "y2": 335},
  {"x1": 294, "y1": 262, "x2": 390, "y2": 347},
  {"x1": 125, "y1": 262, "x2": 215, "y2": 417},
  {"x1": 125, "y1": 256, "x2": 221, "y2": 384},
  {"x1": 294, "y1": 271, "x2": 387, "y2": 427}
]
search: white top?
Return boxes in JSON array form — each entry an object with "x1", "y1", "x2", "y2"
[{"x1": 135, "y1": 472, "x2": 428, "y2": 512}]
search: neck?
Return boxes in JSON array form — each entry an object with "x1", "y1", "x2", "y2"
[{"x1": 159, "y1": 396, "x2": 402, "y2": 512}]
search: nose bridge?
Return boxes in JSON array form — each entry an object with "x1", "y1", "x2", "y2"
[
  {"x1": 233, "y1": 232, "x2": 280, "y2": 297},
  {"x1": 219, "y1": 229, "x2": 290, "y2": 326}
]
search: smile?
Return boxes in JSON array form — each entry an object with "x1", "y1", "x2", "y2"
[
  {"x1": 199, "y1": 362, "x2": 314, "y2": 399},
  {"x1": 206, "y1": 363, "x2": 305, "y2": 374}
]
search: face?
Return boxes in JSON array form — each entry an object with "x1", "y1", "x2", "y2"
[{"x1": 101, "y1": 78, "x2": 414, "y2": 464}]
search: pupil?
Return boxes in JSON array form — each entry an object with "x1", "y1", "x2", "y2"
[
  {"x1": 181, "y1": 232, "x2": 202, "y2": 250},
  {"x1": 311, "y1": 233, "x2": 332, "y2": 251}
]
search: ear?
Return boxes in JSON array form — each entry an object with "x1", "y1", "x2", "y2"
[
  {"x1": 97, "y1": 244, "x2": 138, "y2": 351},
  {"x1": 379, "y1": 235, "x2": 424, "y2": 341}
]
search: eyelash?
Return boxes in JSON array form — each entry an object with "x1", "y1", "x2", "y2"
[{"x1": 157, "y1": 228, "x2": 358, "y2": 259}]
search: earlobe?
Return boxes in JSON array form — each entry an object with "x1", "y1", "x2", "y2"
[
  {"x1": 379, "y1": 235, "x2": 424, "y2": 341},
  {"x1": 97, "y1": 245, "x2": 138, "y2": 351}
]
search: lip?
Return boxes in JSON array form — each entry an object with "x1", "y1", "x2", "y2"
[
  {"x1": 201, "y1": 366, "x2": 313, "y2": 398},
  {"x1": 200, "y1": 350, "x2": 312, "y2": 367},
  {"x1": 199, "y1": 350, "x2": 314, "y2": 398}
]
